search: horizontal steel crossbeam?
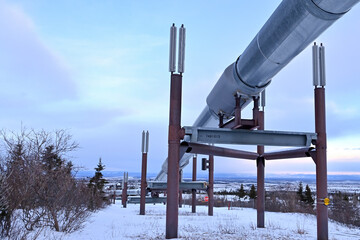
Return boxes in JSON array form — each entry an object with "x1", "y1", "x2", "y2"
[
  {"x1": 128, "y1": 196, "x2": 167, "y2": 204},
  {"x1": 147, "y1": 181, "x2": 207, "y2": 190},
  {"x1": 184, "y1": 126, "x2": 316, "y2": 147}
]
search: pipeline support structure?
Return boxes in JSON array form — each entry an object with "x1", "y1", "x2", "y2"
[{"x1": 160, "y1": 0, "x2": 359, "y2": 237}]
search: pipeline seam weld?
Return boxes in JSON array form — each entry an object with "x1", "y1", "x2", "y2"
[
  {"x1": 305, "y1": 0, "x2": 346, "y2": 20},
  {"x1": 233, "y1": 57, "x2": 272, "y2": 90}
]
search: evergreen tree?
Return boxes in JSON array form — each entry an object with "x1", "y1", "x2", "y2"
[
  {"x1": 88, "y1": 158, "x2": 108, "y2": 209},
  {"x1": 249, "y1": 184, "x2": 256, "y2": 199},
  {"x1": 41, "y1": 145, "x2": 65, "y2": 172},
  {"x1": 237, "y1": 184, "x2": 246, "y2": 198},
  {"x1": 89, "y1": 158, "x2": 107, "y2": 192},
  {"x1": 305, "y1": 184, "x2": 314, "y2": 204},
  {"x1": 297, "y1": 182, "x2": 305, "y2": 201}
]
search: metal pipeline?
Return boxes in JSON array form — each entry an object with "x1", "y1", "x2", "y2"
[
  {"x1": 155, "y1": 0, "x2": 359, "y2": 181},
  {"x1": 205, "y1": 0, "x2": 359, "y2": 119}
]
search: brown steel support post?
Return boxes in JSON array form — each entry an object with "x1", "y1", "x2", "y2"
[
  {"x1": 235, "y1": 94, "x2": 241, "y2": 126},
  {"x1": 179, "y1": 170, "x2": 183, "y2": 208},
  {"x1": 208, "y1": 154, "x2": 214, "y2": 216},
  {"x1": 140, "y1": 153, "x2": 147, "y2": 215},
  {"x1": 315, "y1": 87, "x2": 328, "y2": 240},
  {"x1": 255, "y1": 97, "x2": 265, "y2": 228},
  {"x1": 122, "y1": 172, "x2": 128, "y2": 208},
  {"x1": 166, "y1": 73, "x2": 182, "y2": 239},
  {"x1": 192, "y1": 155, "x2": 197, "y2": 213}
]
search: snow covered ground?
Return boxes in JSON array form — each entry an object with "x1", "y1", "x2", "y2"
[{"x1": 34, "y1": 202, "x2": 360, "y2": 240}]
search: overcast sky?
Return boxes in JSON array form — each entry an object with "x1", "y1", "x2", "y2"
[{"x1": 0, "y1": 0, "x2": 360, "y2": 176}]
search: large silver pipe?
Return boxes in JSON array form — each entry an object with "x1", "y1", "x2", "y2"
[
  {"x1": 206, "y1": 0, "x2": 359, "y2": 118},
  {"x1": 156, "y1": 0, "x2": 359, "y2": 181}
]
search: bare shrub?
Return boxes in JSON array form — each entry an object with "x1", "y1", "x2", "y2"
[
  {"x1": 295, "y1": 221, "x2": 306, "y2": 235},
  {"x1": 329, "y1": 192, "x2": 360, "y2": 227},
  {"x1": 0, "y1": 128, "x2": 91, "y2": 236},
  {"x1": 218, "y1": 220, "x2": 237, "y2": 234},
  {"x1": 265, "y1": 191, "x2": 314, "y2": 214},
  {"x1": 249, "y1": 221, "x2": 257, "y2": 230}
]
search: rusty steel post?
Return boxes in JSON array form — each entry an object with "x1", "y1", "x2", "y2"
[
  {"x1": 235, "y1": 94, "x2": 241, "y2": 127},
  {"x1": 122, "y1": 172, "x2": 128, "y2": 208},
  {"x1": 255, "y1": 97, "x2": 265, "y2": 228},
  {"x1": 208, "y1": 154, "x2": 214, "y2": 216},
  {"x1": 179, "y1": 190, "x2": 183, "y2": 208},
  {"x1": 315, "y1": 87, "x2": 328, "y2": 240},
  {"x1": 179, "y1": 170, "x2": 183, "y2": 208},
  {"x1": 166, "y1": 73, "x2": 182, "y2": 239},
  {"x1": 192, "y1": 155, "x2": 197, "y2": 213},
  {"x1": 140, "y1": 152, "x2": 147, "y2": 215}
]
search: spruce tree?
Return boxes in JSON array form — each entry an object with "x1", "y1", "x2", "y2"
[
  {"x1": 249, "y1": 184, "x2": 256, "y2": 199},
  {"x1": 88, "y1": 158, "x2": 107, "y2": 209},
  {"x1": 297, "y1": 182, "x2": 305, "y2": 201},
  {"x1": 237, "y1": 184, "x2": 246, "y2": 198},
  {"x1": 305, "y1": 184, "x2": 314, "y2": 204},
  {"x1": 89, "y1": 158, "x2": 107, "y2": 193}
]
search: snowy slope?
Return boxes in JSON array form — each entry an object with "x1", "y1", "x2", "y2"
[{"x1": 35, "y1": 202, "x2": 360, "y2": 240}]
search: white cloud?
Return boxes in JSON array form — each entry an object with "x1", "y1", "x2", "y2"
[{"x1": 0, "y1": 1, "x2": 77, "y2": 103}]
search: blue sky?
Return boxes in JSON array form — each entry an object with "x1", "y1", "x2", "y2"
[{"x1": 0, "y1": 0, "x2": 360, "y2": 175}]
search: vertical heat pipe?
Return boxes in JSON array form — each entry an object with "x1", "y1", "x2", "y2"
[
  {"x1": 178, "y1": 25, "x2": 186, "y2": 73},
  {"x1": 169, "y1": 24, "x2": 177, "y2": 73}
]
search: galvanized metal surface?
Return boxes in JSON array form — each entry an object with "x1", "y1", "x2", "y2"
[
  {"x1": 129, "y1": 196, "x2": 167, "y2": 204},
  {"x1": 206, "y1": 0, "x2": 358, "y2": 118},
  {"x1": 184, "y1": 126, "x2": 317, "y2": 147},
  {"x1": 169, "y1": 24, "x2": 176, "y2": 73},
  {"x1": 178, "y1": 25, "x2": 186, "y2": 73},
  {"x1": 312, "y1": 43, "x2": 320, "y2": 86},
  {"x1": 319, "y1": 44, "x2": 326, "y2": 87},
  {"x1": 147, "y1": 181, "x2": 207, "y2": 191},
  {"x1": 145, "y1": 131, "x2": 149, "y2": 153}
]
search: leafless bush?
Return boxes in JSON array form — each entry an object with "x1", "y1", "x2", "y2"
[
  {"x1": 265, "y1": 191, "x2": 314, "y2": 214},
  {"x1": 249, "y1": 221, "x2": 257, "y2": 230},
  {"x1": 218, "y1": 220, "x2": 237, "y2": 234},
  {"x1": 329, "y1": 193, "x2": 360, "y2": 227},
  {"x1": 0, "y1": 128, "x2": 92, "y2": 236},
  {"x1": 295, "y1": 221, "x2": 306, "y2": 235}
]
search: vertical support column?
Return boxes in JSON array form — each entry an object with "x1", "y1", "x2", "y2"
[
  {"x1": 122, "y1": 172, "x2": 128, "y2": 208},
  {"x1": 166, "y1": 73, "x2": 182, "y2": 239},
  {"x1": 192, "y1": 154, "x2": 197, "y2": 213},
  {"x1": 234, "y1": 93, "x2": 241, "y2": 127},
  {"x1": 255, "y1": 96, "x2": 265, "y2": 228},
  {"x1": 140, "y1": 131, "x2": 149, "y2": 215},
  {"x1": 179, "y1": 170, "x2": 183, "y2": 208},
  {"x1": 313, "y1": 42, "x2": 328, "y2": 240},
  {"x1": 315, "y1": 86, "x2": 328, "y2": 240},
  {"x1": 208, "y1": 154, "x2": 214, "y2": 216},
  {"x1": 113, "y1": 183, "x2": 116, "y2": 204},
  {"x1": 218, "y1": 113, "x2": 224, "y2": 127}
]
